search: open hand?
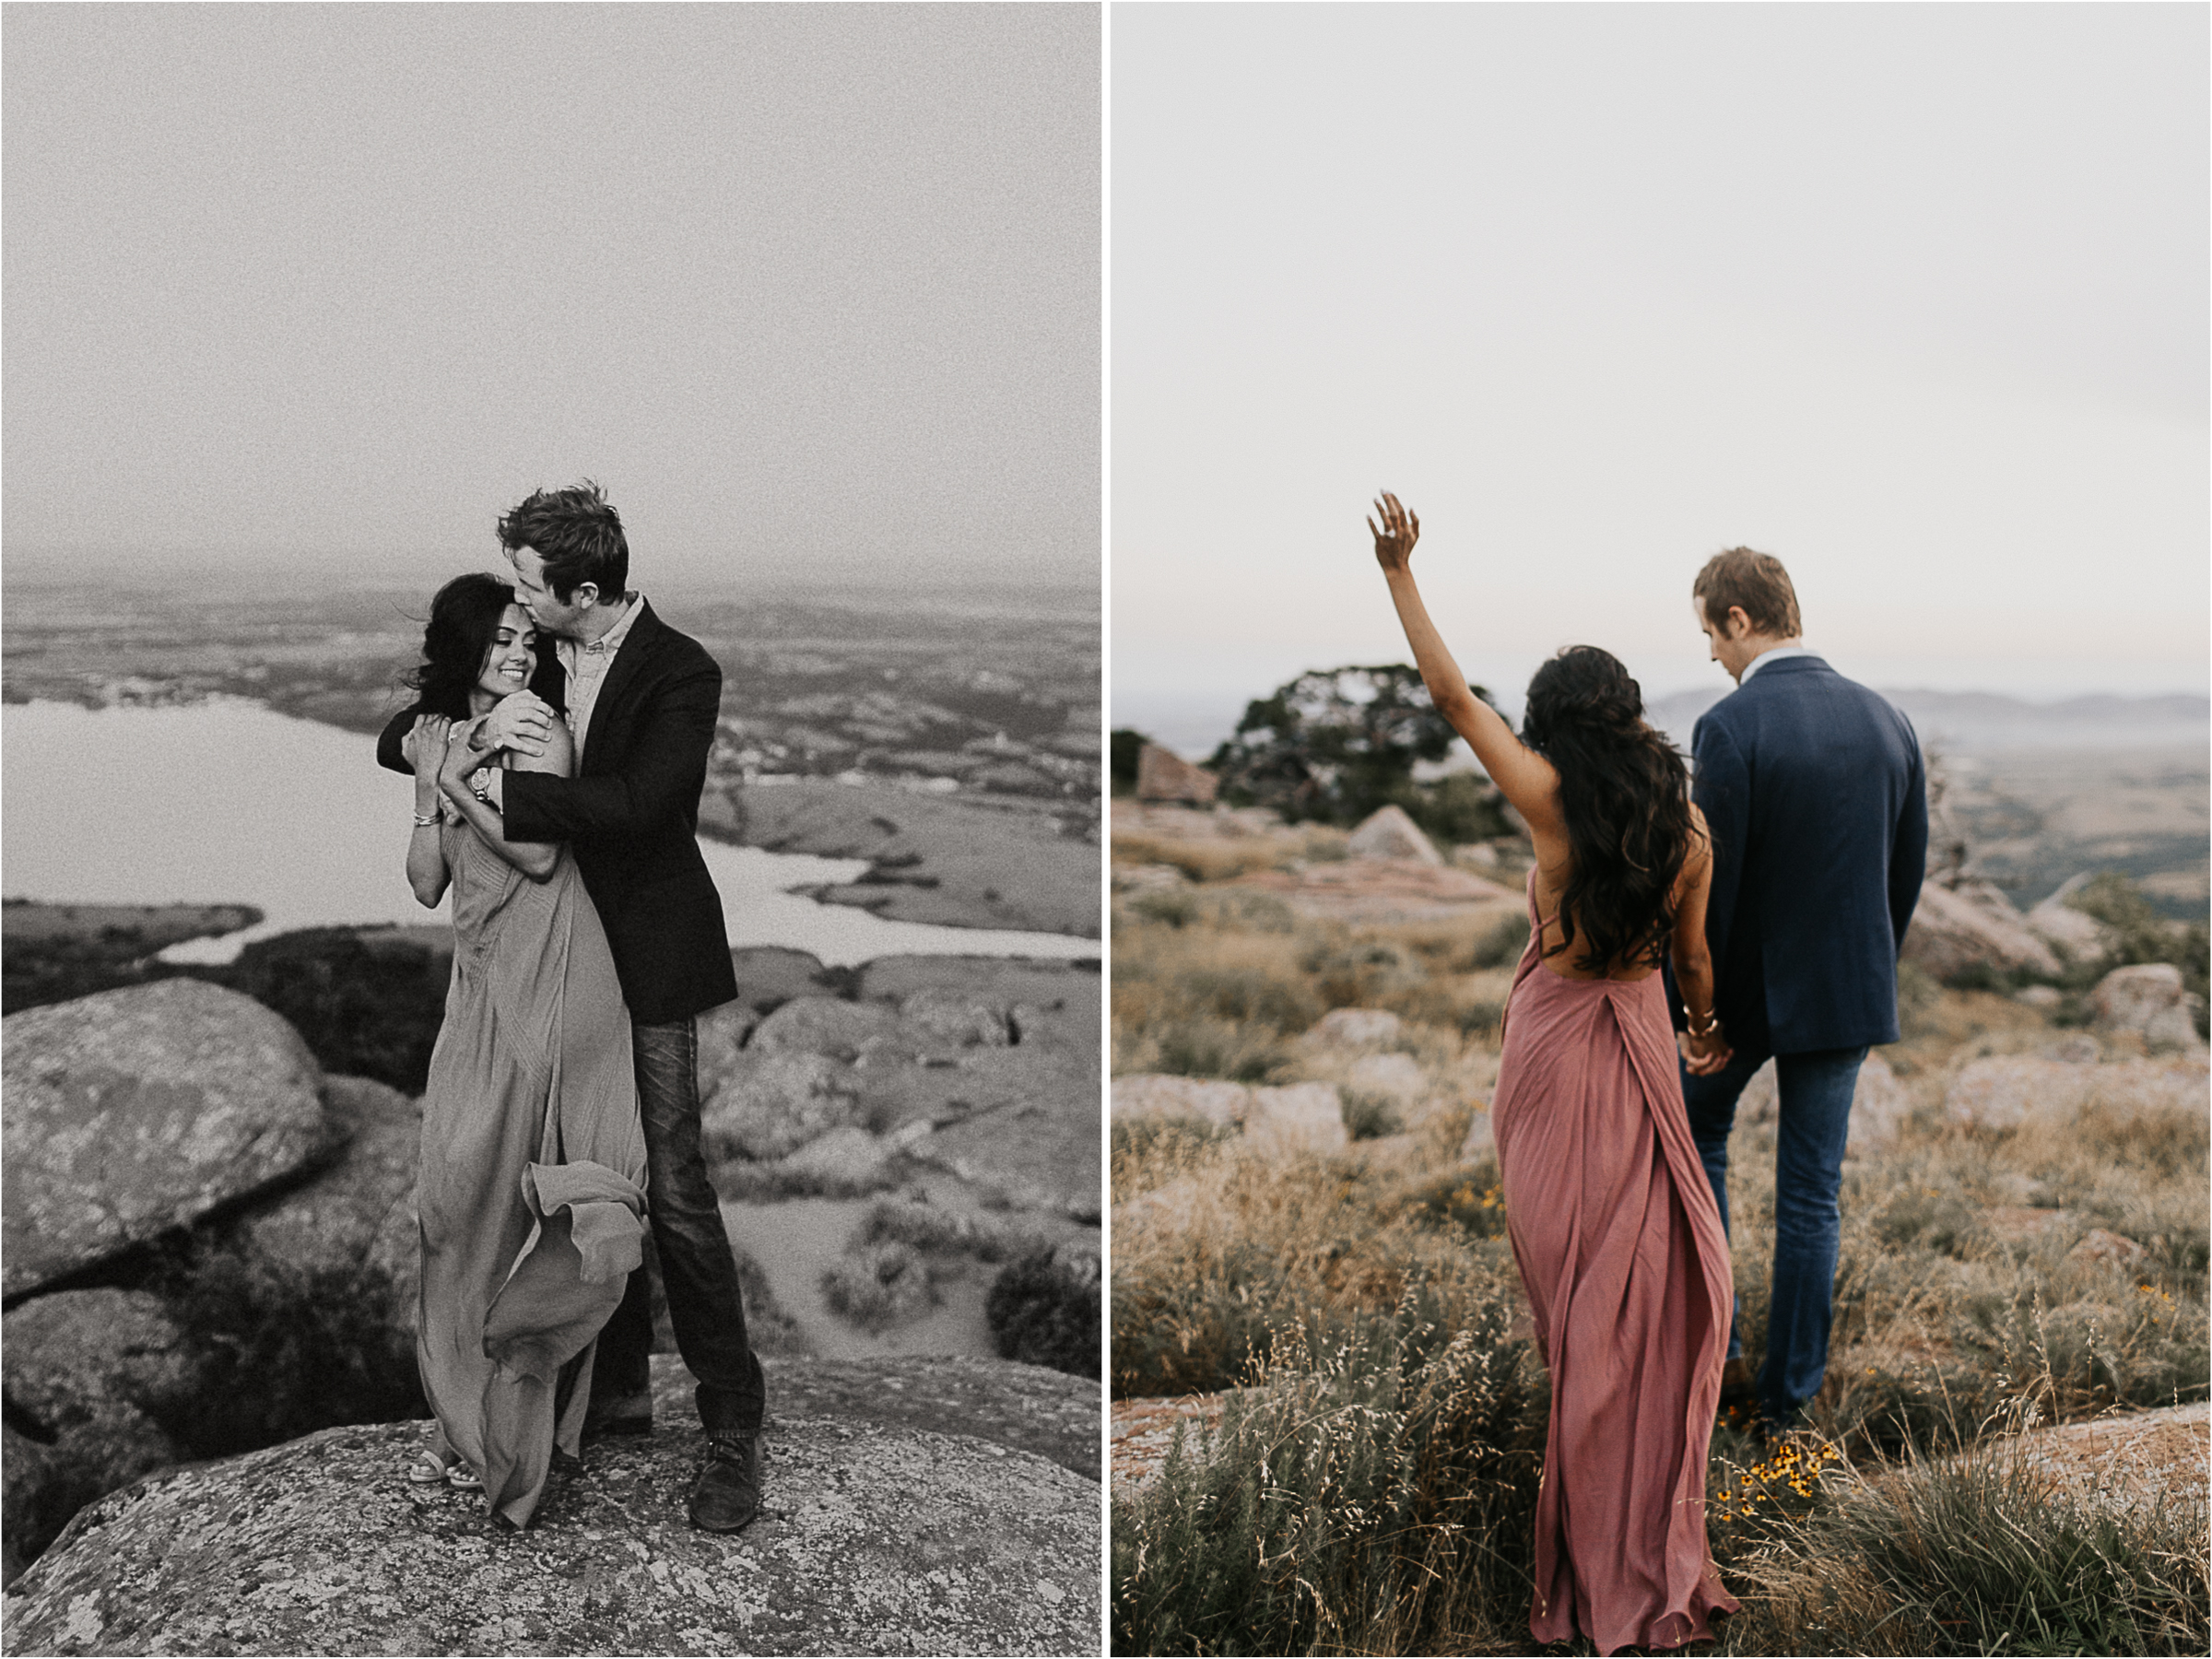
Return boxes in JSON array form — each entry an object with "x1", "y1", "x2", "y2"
[
  {"x1": 402, "y1": 713, "x2": 451, "y2": 782},
  {"x1": 1369, "y1": 492, "x2": 1420, "y2": 574},
  {"x1": 475, "y1": 690, "x2": 553, "y2": 759}
]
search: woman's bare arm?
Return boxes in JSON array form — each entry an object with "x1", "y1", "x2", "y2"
[
  {"x1": 1669, "y1": 806, "x2": 1731, "y2": 1074},
  {"x1": 403, "y1": 715, "x2": 452, "y2": 908},
  {"x1": 1370, "y1": 493, "x2": 1564, "y2": 846},
  {"x1": 436, "y1": 715, "x2": 573, "y2": 881}
]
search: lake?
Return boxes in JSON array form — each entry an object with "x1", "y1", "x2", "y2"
[{"x1": 1, "y1": 700, "x2": 1100, "y2": 966}]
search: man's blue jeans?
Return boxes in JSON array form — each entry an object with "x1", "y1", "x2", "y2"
[
  {"x1": 592, "y1": 1017, "x2": 765, "y2": 1439},
  {"x1": 1679, "y1": 1042, "x2": 1866, "y2": 1431}
]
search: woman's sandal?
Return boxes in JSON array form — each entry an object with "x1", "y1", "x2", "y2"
[{"x1": 406, "y1": 1451, "x2": 484, "y2": 1490}]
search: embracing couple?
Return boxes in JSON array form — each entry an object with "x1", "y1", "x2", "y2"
[
  {"x1": 378, "y1": 482, "x2": 765, "y2": 1534},
  {"x1": 1371, "y1": 496, "x2": 1927, "y2": 1654}
]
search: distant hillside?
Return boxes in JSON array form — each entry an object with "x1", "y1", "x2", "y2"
[{"x1": 1647, "y1": 686, "x2": 2209, "y2": 754}]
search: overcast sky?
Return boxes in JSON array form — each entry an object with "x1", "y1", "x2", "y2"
[
  {"x1": 4, "y1": 4, "x2": 1099, "y2": 591},
  {"x1": 1112, "y1": 3, "x2": 2209, "y2": 750}
]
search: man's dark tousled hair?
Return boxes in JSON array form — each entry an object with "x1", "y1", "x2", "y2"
[
  {"x1": 498, "y1": 481, "x2": 629, "y2": 605},
  {"x1": 1519, "y1": 645, "x2": 1701, "y2": 973},
  {"x1": 1693, "y1": 547, "x2": 1801, "y2": 639},
  {"x1": 404, "y1": 573, "x2": 524, "y2": 719}
]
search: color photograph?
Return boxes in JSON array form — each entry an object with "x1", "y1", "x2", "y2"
[{"x1": 1108, "y1": 6, "x2": 2207, "y2": 1655}]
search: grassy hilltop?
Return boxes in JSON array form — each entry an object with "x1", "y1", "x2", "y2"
[{"x1": 1107, "y1": 829, "x2": 2209, "y2": 1657}]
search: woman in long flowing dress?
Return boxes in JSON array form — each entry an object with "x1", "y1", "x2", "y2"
[
  {"x1": 397, "y1": 573, "x2": 648, "y2": 1530},
  {"x1": 1370, "y1": 495, "x2": 1739, "y2": 1653}
]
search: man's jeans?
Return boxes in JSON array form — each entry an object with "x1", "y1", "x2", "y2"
[
  {"x1": 592, "y1": 1017, "x2": 766, "y2": 1439},
  {"x1": 1679, "y1": 1042, "x2": 1867, "y2": 1431}
]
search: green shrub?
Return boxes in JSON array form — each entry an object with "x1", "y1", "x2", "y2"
[
  {"x1": 820, "y1": 1241, "x2": 937, "y2": 1330},
  {"x1": 1112, "y1": 1285, "x2": 1547, "y2": 1655},
  {"x1": 1340, "y1": 1089, "x2": 1403, "y2": 1142},
  {"x1": 986, "y1": 1250, "x2": 1100, "y2": 1378},
  {"x1": 1147, "y1": 1015, "x2": 1293, "y2": 1084},
  {"x1": 1467, "y1": 912, "x2": 1531, "y2": 971},
  {"x1": 147, "y1": 1241, "x2": 423, "y2": 1461}
]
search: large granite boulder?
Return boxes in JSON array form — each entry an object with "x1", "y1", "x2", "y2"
[
  {"x1": 1110, "y1": 1074, "x2": 1347, "y2": 1151},
  {"x1": 748, "y1": 996, "x2": 906, "y2": 1062},
  {"x1": 2, "y1": 1359, "x2": 1100, "y2": 1656},
  {"x1": 2024, "y1": 875, "x2": 2112, "y2": 959},
  {"x1": 1901, "y1": 883, "x2": 2062, "y2": 980},
  {"x1": 1945, "y1": 1053, "x2": 2210, "y2": 1132},
  {"x1": 2, "y1": 980, "x2": 337, "y2": 1298},
  {"x1": 231, "y1": 1077, "x2": 420, "y2": 1278},
  {"x1": 1135, "y1": 743, "x2": 1218, "y2": 806},
  {"x1": 2089, "y1": 963, "x2": 2207, "y2": 1054},
  {"x1": 1, "y1": 1290, "x2": 205, "y2": 1438},
  {"x1": 0, "y1": 1290, "x2": 203, "y2": 1585},
  {"x1": 701, "y1": 1053, "x2": 862, "y2": 1161},
  {"x1": 1345, "y1": 805, "x2": 1444, "y2": 865}
]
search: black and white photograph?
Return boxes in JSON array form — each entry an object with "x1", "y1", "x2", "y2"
[{"x1": 2, "y1": 6, "x2": 1102, "y2": 1653}]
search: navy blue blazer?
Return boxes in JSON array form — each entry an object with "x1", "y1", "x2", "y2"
[{"x1": 1676, "y1": 654, "x2": 1927, "y2": 1054}]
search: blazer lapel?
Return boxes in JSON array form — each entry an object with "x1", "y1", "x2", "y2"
[{"x1": 580, "y1": 600, "x2": 661, "y2": 771}]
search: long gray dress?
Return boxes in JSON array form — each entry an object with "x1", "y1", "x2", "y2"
[{"x1": 417, "y1": 815, "x2": 648, "y2": 1528}]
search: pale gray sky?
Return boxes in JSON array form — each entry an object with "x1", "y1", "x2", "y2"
[
  {"x1": 5, "y1": 4, "x2": 1099, "y2": 589},
  {"x1": 1112, "y1": 3, "x2": 2209, "y2": 751}
]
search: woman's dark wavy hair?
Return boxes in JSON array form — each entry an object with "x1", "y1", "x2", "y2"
[
  {"x1": 402, "y1": 573, "x2": 524, "y2": 719},
  {"x1": 1519, "y1": 645, "x2": 1700, "y2": 973}
]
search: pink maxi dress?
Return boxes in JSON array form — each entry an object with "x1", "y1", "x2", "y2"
[{"x1": 1489, "y1": 872, "x2": 1739, "y2": 1654}]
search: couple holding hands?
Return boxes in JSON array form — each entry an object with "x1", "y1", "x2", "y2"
[{"x1": 1369, "y1": 493, "x2": 1925, "y2": 1653}]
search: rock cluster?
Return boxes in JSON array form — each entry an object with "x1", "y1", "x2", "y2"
[
  {"x1": 701, "y1": 954, "x2": 1101, "y2": 1220},
  {"x1": 1135, "y1": 743, "x2": 1218, "y2": 806},
  {"x1": 2, "y1": 1353, "x2": 1101, "y2": 1657},
  {"x1": 1943, "y1": 1050, "x2": 2208, "y2": 1133},
  {"x1": 1111, "y1": 1073, "x2": 1347, "y2": 1148}
]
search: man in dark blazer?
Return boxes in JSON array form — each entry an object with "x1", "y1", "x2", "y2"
[
  {"x1": 378, "y1": 483, "x2": 765, "y2": 1532},
  {"x1": 1669, "y1": 547, "x2": 1927, "y2": 1440}
]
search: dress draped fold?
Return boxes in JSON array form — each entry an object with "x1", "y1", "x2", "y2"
[
  {"x1": 1490, "y1": 872, "x2": 1739, "y2": 1654},
  {"x1": 417, "y1": 818, "x2": 647, "y2": 1529}
]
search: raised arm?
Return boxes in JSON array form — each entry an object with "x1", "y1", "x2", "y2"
[
  {"x1": 1369, "y1": 493, "x2": 1563, "y2": 845},
  {"x1": 436, "y1": 715, "x2": 572, "y2": 881},
  {"x1": 498, "y1": 655, "x2": 720, "y2": 845},
  {"x1": 402, "y1": 714, "x2": 453, "y2": 908}
]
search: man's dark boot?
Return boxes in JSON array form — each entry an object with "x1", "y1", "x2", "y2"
[
  {"x1": 582, "y1": 1387, "x2": 654, "y2": 1445},
  {"x1": 688, "y1": 1434, "x2": 761, "y2": 1533}
]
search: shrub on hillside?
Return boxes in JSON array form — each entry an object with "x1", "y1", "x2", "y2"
[
  {"x1": 147, "y1": 1240, "x2": 422, "y2": 1462},
  {"x1": 187, "y1": 929, "x2": 449, "y2": 1093},
  {"x1": 986, "y1": 1250, "x2": 1100, "y2": 1378},
  {"x1": 1112, "y1": 1288, "x2": 1547, "y2": 1655}
]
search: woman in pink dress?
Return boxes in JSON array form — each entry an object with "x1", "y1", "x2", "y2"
[{"x1": 1371, "y1": 494, "x2": 1739, "y2": 1653}]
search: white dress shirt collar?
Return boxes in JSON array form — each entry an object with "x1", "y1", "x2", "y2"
[{"x1": 1738, "y1": 643, "x2": 1813, "y2": 684}]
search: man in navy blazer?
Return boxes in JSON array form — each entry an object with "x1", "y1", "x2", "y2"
[
  {"x1": 1671, "y1": 547, "x2": 1927, "y2": 1439},
  {"x1": 378, "y1": 484, "x2": 764, "y2": 1532}
]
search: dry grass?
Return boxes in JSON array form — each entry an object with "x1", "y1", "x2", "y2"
[{"x1": 1110, "y1": 863, "x2": 2211, "y2": 1655}]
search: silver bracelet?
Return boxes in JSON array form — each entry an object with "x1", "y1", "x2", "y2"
[{"x1": 411, "y1": 811, "x2": 441, "y2": 828}]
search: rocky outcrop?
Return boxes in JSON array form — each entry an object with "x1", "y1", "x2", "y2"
[
  {"x1": 3, "y1": 979, "x2": 338, "y2": 1298},
  {"x1": 1135, "y1": 744, "x2": 1218, "y2": 806},
  {"x1": 1729, "y1": 1053, "x2": 1911, "y2": 1153},
  {"x1": 2024, "y1": 875, "x2": 2112, "y2": 959},
  {"x1": 1344, "y1": 805, "x2": 1443, "y2": 865},
  {"x1": 230, "y1": 1077, "x2": 419, "y2": 1278},
  {"x1": 1307, "y1": 1007, "x2": 1405, "y2": 1047},
  {"x1": 0, "y1": 1290, "x2": 205, "y2": 1582},
  {"x1": 703, "y1": 1052, "x2": 863, "y2": 1161},
  {"x1": 2089, "y1": 963, "x2": 2207, "y2": 1054},
  {"x1": 2, "y1": 1355, "x2": 1100, "y2": 1657},
  {"x1": 1111, "y1": 1073, "x2": 1347, "y2": 1149},
  {"x1": 1901, "y1": 883, "x2": 2062, "y2": 981},
  {"x1": 1944, "y1": 1053, "x2": 2210, "y2": 1132}
]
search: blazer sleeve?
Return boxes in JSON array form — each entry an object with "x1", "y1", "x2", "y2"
[
  {"x1": 500, "y1": 655, "x2": 721, "y2": 844},
  {"x1": 375, "y1": 704, "x2": 419, "y2": 776},
  {"x1": 1888, "y1": 719, "x2": 1929, "y2": 954},
  {"x1": 1690, "y1": 714, "x2": 1749, "y2": 980}
]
